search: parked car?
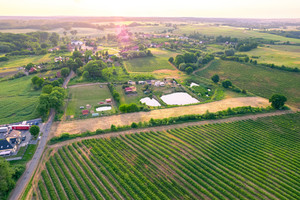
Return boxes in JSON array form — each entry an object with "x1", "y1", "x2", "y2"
[{"x1": 22, "y1": 136, "x2": 26, "y2": 141}]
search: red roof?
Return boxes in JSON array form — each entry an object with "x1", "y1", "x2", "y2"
[
  {"x1": 82, "y1": 110, "x2": 89, "y2": 115},
  {"x1": 29, "y1": 67, "x2": 37, "y2": 73}
]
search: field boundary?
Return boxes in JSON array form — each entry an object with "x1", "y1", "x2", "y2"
[{"x1": 49, "y1": 110, "x2": 294, "y2": 148}]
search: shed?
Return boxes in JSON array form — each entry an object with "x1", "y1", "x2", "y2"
[
  {"x1": 82, "y1": 110, "x2": 89, "y2": 115},
  {"x1": 80, "y1": 106, "x2": 84, "y2": 109},
  {"x1": 106, "y1": 98, "x2": 112, "y2": 103},
  {"x1": 92, "y1": 113, "x2": 99, "y2": 117}
]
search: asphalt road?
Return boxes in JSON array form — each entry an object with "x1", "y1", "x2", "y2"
[{"x1": 8, "y1": 110, "x2": 55, "y2": 200}]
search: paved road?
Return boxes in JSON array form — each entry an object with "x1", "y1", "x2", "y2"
[
  {"x1": 9, "y1": 110, "x2": 55, "y2": 200},
  {"x1": 50, "y1": 110, "x2": 294, "y2": 148}
]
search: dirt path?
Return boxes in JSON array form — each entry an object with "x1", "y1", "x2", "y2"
[
  {"x1": 192, "y1": 60, "x2": 214, "y2": 74},
  {"x1": 69, "y1": 82, "x2": 108, "y2": 88},
  {"x1": 50, "y1": 109, "x2": 294, "y2": 148},
  {"x1": 51, "y1": 97, "x2": 270, "y2": 136}
]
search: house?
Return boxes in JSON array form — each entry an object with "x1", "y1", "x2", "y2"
[
  {"x1": 79, "y1": 106, "x2": 84, "y2": 109},
  {"x1": 106, "y1": 98, "x2": 112, "y2": 103},
  {"x1": 6, "y1": 130, "x2": 21, "y2": 144},
  {"x1": 138, "y1": 81, "x2": 145, "y2": 85},
  {"x1": 82, "y1": 110, "x2": 89, "y2": 115},
  {"x1": 54, "y1": 56, "x2": 63, "y2": 62},
  {"x1": 71, "y1": 40, "x2": 84, "y2": 46},
  {"x1": 29, "y1": 67, "x2": 37, "y2": 73},
  {"x1": 0, "y1": 140, "x2": 16, "y2": 156},
  {"x1": 124, "y1": 86, "x2": 137, "y2": 94},
  {"x1": 146, "y1": 80, "x2": 152, "y2": 85},
  {"x1": 86, "y1": 104, "x2": 91, "y2": 109},
  {"x1": 128, "y1": 80, "x2": 136, "y2": 85}
]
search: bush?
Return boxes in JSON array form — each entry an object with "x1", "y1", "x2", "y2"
[{"x1": 222, "y1": 80, "x2": 232, "y2": 88}]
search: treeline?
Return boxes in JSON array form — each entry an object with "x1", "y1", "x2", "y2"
[
  {"x1": 107, "y1": 83, "x2": 120, "y2": 104},
  {"x1": 170, "y1": 52, "x2": 214, "y2": 74},
  {"x1": 49, "y1": 106, "x2": 274, "y2": 144},
  {"x1": 0, "y1": 32, "x2": 59, "y2": 55},
  {"x1": 262, "y1": 30, "x2": 300, "y2": 40}
]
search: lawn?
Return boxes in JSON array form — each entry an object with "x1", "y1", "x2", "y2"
[
  {"x1": 245, "y1": 45, "x2": 300, "y2": 68},
  {"x1": 0, "y1": 54, "x2": 53, "y2": 72},
  {"x1": 123, "y1": 48, "x2": 178, "y2": 72},
  {"x1": 9, "y1": 144, "x2": 37, "y2": 165},
  {"x1": 196, "y1": 59, "x2": 300, "y2": 108},
  {"x1": 0, "y1": 75, "x2": 40, "y2": 125},
  {"x1": 65, "y1": 84, "x2": 114, "y2": 118},
  {"x1": 116, "y1": 84, "x2": 146, "y2": 105}
]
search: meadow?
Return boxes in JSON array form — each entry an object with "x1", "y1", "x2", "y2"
[
  {"x1": 0, "y1": 75, "x2": 40, "y2": 125},
  {"x1": 196, "y1": 59, "x2": 300, "y2": 108},
  {"x1": 124, "y1": 48, "x2": 178, "y2": 72},
  {"x1": 36, "y1": 113, "x2": 300, "y2": 199},
  {"x1": 245, "y1": 45, "x2": 300, "y2": 68},
  {"x1": 174, "y1": 24, "x2": 300, "y2": 44},
  {"x1": 65, "y1": 84, "x2": 113, "y2": 118},
  {"x1": 0, "y1": 54, "x2": 53, "y2": 73}
]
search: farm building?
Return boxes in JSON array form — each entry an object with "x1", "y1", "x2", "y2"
[
  {"x1": 0, "y1": 140, "x2": 16, "y2": 156},
  {"x1": 82, "y1": 110, "x2": 89, "y2": 115},
  {"x1": 6, "y1": 130, "x2": 21, "y2": 144},
  {"x1": 124, "y1": 86, "x2": 137, "y2": 94},
  {"x1": 29, "y1": 67, "x2": 37, "y2": 73},
  {"x1": 128, "y1": 80, "x2": 136, "y2": 85},
  {"x1": 106, "y1": 98, "x2": 112, "y2": 103}
]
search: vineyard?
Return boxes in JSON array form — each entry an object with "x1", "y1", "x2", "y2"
[{"x1": 36, "y1": 113, "x2": 300, "y2": 200}]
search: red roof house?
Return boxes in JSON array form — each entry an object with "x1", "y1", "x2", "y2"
[{"x1": 29, "y1": 67, "x2": 37, "y2": 73}]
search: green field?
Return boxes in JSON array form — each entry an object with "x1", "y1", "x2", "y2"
[
  {"x1": 0, "y1": 54, "x2": 53, "y2": 72},
  {"x1": 124, "y1": 48, "x2": 178, "y2": 72},
  {"x1": 66, "y1": 84, "x2": 114, "y2": 118},
  {"x1": 0, "y1": 76, "x2": 40, "y2": 125},
  {"x1": 174, "y1": 24, "x2": 300, "y2": 44},
  {"x1": 196, "y1": 59, "x2": 300, "y2": 108},
  {"x1": 245, "y1": 45, "x2": 300, "y2": 68},
  {"x1": 37, "y1": 113, "x2": 300, "y2": 199}
]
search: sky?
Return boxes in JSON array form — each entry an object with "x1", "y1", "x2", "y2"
[{"x1": 0, "y1": 0, "x2": 300, "y2": 18}]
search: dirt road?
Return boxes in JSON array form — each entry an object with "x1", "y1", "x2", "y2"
[
  {"x1": 50, "y1": 110, "x2": 294, "y2": 148},
  {"x1": 51, "y1": 97, "x2": 270, "y2": 136}
]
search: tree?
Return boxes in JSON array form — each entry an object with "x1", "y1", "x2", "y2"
[
  {"x1": 61, "y1": 68, "x2": 70, "y2": 78},
  {"x1": 225, "y1": 49, "x2": 235, "y2": 56},
  {"x1": 49, "y1": 32, "x2": 59, "y2": 46},
  {"x1": 72, "y1": 51, "x2": 82, "y2": 59},
  {"x1": 168, "y1": 57, "x2": 174, "y2": 63},
  {"x1": 211, "y1": 74, "x2": 220, "y2": 83},
  {"x1": 51, "y1": 80, "x2": 59, "y2": 87},
  {"x1": 174, "y1": 55, "x2": 185, "y2": 66},
  {"x1": 222, "y1": 80, "x2": 232, "y2": 88},
  {"x1": 31, "y1": 76, "x2": 39, "y2": 85},
  {"x1": 29, "y1": 125, "x2": 40, "y2": 137},
  {"x1": 66, "y1": 59, "x2": 78, "y2": 71},
  {"x1": 185, "y1": 67, "x2": 193, "y2": 74},
  {"x1": 25, "y1": 63, "x2": 34, "y2": 71},
  {"x1": 82, "y1": 71, "x2": 89, "y2": 80},
  {"x1": 75, "y1": 57, "x2": 83, "y2": 68},
  {"x1": 42, "y1": 85, "x2": 53, "y2": 94},
  {"x1": 179, "y1": 63, "x2": 187, "y2": 71},
  {"x1": 269, "y1": 94, "x2": 287, "y2": 109},
  {"x1": 0, "y1": 157, "x2": 15, "y2": 198}
]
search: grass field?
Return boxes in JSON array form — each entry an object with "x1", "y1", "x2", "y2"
[
  {"x1": 65, "y1": 84, "x2": 113, "y2": 118},
  {"x1": 124, "y1": 48, "x2": 178, "y2": 72},
  {"x1": 37, "y1": 113, "x2": 300, "y2": 199},
  {"x1": 116, "y1": 84, "x2": 146, "y2": 105},
  {"x1": 245, "y1": 45, "x2": 300, "y2": 68},
  {"x1": 0, "y1": 54, "x2": 53, "y2": 73},
  {"x1": 0, "y1": 76, "x2": 40, "y2": 125},
  {"x1": 196, "y1": 59, "x2": 300, "y2": 108},
  {"x1": 174, "y1": 24, "x2": 300, "y2": 44},
  {"x1": 9, "y1": 144, "x2": 37, "y2": 165}
]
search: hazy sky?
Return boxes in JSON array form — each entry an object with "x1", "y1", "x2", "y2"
[{"x1": 0, "y1": 0, "x2": 300, "y2": 18}]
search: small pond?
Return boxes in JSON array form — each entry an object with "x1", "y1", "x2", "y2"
[
  {"x1": 161, "y1": 92, "x2": 199, "y2": 105},
  {"x1": 96, "y1": 106, "x2": 112, "y2": 112},
  {"x1": 140, "y1": 97, "x2": 161, "y2": 107}
]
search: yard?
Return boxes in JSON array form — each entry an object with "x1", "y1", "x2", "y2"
[
  {"x1": 123, "y1": 48, "x2": 179, "y2": 72},
  {"x1": 65, "y1": 84, "x2": 115, "y2": 119}
]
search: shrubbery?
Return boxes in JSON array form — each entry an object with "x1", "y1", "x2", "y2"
[{"x1": 49, "y1": 106, "x2": 273, "y2": 144}]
